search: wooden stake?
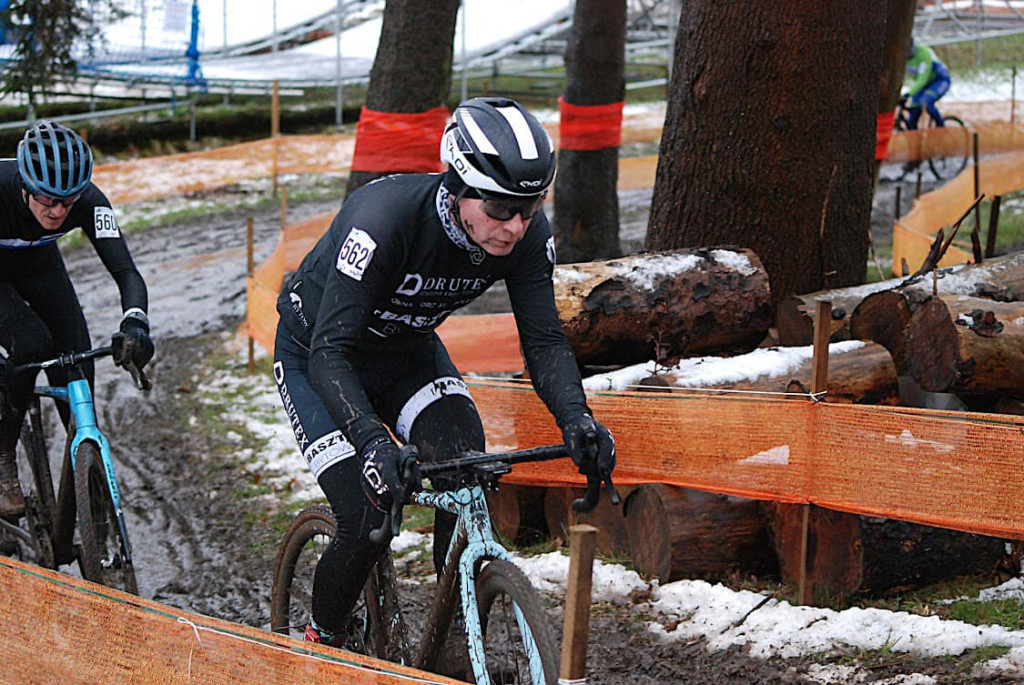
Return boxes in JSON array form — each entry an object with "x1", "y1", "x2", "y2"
[
  {"x1": 247, "y1": 216, "x2": 255, "y2": 374},
  {"x1": 986, "y1": 195, "x2": 1002, "y2": 259},
  {"x1": 560, "y1": 524, "x2": 597, "y2": 683},
  {"x1": 798, "y1": 300, "x2": 832, "y2": 606}
]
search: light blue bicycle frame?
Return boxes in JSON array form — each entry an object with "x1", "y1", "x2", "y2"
[
  {"x1": 412, "y1": 484, "x2": 546, "y2": 685},
  {"x1": 36, "y1": 377, "x2": 134, "y2": 566}
]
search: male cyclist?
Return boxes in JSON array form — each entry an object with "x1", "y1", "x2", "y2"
[
  {"x1": 273, "y1": 97, "x2": 615, "y2": 675},
  {"x1": 903, "y1": 37, "x2": 952, "y2": 130},
  {"x1": 0, "y1": 121, "x2": 153, "y2": 518}
]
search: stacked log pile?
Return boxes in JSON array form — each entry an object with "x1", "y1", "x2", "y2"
[{"x1": 488, "y1": 246, "x2": 1020, "y2": 601}]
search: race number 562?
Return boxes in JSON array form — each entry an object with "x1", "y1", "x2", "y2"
[{"x1": 336, "y1": 227, "x2": 377, "y2": 281}]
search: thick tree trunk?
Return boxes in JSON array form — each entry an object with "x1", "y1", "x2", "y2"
[
  {"x1": 623, "y1": 484, "x2": 777, "y2": 583},
  {"x1": 906, "y1": 295, "x2": 1024, "y2": 395},
  {"x1": 554, "y1": 0, "x2": 626, "y2": 263},
  {"x1": 767, "y1": 504, "x2": 1008, "y2": 598},
  {"x1": 553, "y1": 247, "x2": 772, "y2": 366},
  {"x1": 646, "y1": 2, "x2": 885, "y2": 305},
  {"x1": 345, "y1": 0, "x2": 459, "y2": 196}
]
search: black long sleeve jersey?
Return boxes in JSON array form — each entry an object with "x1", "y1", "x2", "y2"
[
  {"x1": 277, "y1": 172, "x2": 589, "y2": 453},
  {"x1": 0, "y1": 159, "x2": 148, "y2": 314}
]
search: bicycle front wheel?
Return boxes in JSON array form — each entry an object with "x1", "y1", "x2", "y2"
[
  {"x1": 475, "y1": 559, "x2": 559, "y2": 685},
  {"x1": 927, "y1": 115, "x2": 970, "y2": 180},
  {"x1": 74, "y1": 442, "x2": 138, "y2": 594}
]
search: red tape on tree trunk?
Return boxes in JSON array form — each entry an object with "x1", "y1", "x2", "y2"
[
  {"x1": 558, "y1": 97, "x2": 624, "y2": 151},
  {"x1": 351, "y1": 105, "x2": 450, "y2": 173}
]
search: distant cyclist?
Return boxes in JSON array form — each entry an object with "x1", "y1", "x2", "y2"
[
  {"x1": 0, "y1": 121, "x2": 154, "y2": 518},
  {"x1": 273, "y1": 96, "x2": 615, "y2": 677},
  {"x1": 903, "y1": 37, "x2": 951, "y2": 130}
]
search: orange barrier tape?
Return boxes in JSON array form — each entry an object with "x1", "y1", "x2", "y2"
[
  {"x1": 350, "y1": 105, "x2": 449, "y2": 174},
  {"x1": 0, "y1": 555, "x2": 460, "y2": 684},
  {"x1": 892, "y1": 147, "x2": 1024, "y2": 276},
  {"x1": 558, "y1": 98, "x2": 624, "y2": 150},
  {"x1": 876, "y1": 111, "x2": 896, "y2": 160},
  {"x1": 469, "y1": 379, "x2": 1024, "y2": 540}
]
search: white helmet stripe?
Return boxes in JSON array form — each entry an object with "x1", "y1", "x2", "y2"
[
  {"x1": 459, "y1": 110, "x2": 499, "y2": 156},
  {"x1": 496, "y1": 105, "x2": 539, "y2": 160}
]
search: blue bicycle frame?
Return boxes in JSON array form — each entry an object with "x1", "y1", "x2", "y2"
[
  {"x1": 35, "y1": 376, "x2": 134, "y2": 567},
  {"x1": 413, "y1": 485, "x2": 546, "y2": 685}
]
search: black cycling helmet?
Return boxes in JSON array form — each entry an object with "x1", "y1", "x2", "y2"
[
  {"x1": 440, "y1": 97, "x2": 555, "y2": 198},
  {"x1": 17, "y1": 120, "x2": 94, "y2": 199}
]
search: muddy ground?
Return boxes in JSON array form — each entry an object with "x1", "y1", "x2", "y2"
[{"x1": 49, "y1": 170, "x2": 1021, "y2": 684}]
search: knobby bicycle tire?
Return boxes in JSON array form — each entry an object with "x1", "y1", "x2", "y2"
[
  {"x1": 475, "y1": 558, "x2": 559, "y2": 685},
  {"x1": 270, "y1": 504, "x2": 409, "y2": 662},
  {"x1": 5, "y1": 413, "x2": 57, "y2": 569},
  {"x1": 927, "y1": 115, "x2": 970, "y2": 181},
  {"x1": 73, "y1": 441, "x2": 138, "y2": 594}
]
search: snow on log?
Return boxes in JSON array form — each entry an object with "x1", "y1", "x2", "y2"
[
  {"x1": 777, "y1": 250, "x2": 1024, "y2": 347},
  {"x1": 553, "y1": 247, "x2": 771, "y2": 366},
  {"x1": 582, "y1": 341, "x2": 899, "y2": 405},
  {"x1": 906, "y1": 294, "x2": 1024, "y2": 395}
]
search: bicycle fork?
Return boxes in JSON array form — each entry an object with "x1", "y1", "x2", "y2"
[
  {"x1": 415, "y1": 486, "x2": 547, "y2": 685},
  {"x1": 62, "y1": 379, "x2": 134, "y2": 567}
]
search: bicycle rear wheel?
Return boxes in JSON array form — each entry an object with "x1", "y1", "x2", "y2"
[
  {"x1": 475, "y1": 559, "x2": 558, "y2": 685},
  {"x1": 927, "y1": 115, "x2": 970, "y2": 180},
  {"x1": 74, "y1": 442, "x2": 138, "y2": 594},
  {"x1": 270, "y1": 504, "x2": 409, "y2": 662},
  {"x1": 2, "y1": 415, "x2": 57, "y2": 568}
]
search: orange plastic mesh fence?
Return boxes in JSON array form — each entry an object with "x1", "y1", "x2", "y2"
[
  {"x1": 892, "y1": 147, "x2": 1024, "y2": 275},
  {"x1": 467, "y1": 379, "x2": 1024, "y2": 540},
  {"x1": 0, "y1": 556, "x2": 459, "y2": 685}
]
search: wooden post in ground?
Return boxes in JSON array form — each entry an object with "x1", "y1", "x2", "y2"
[
  {"x1": 797, "y1": 299, "x2": 832, "y2": 605},
  {"x1": 560, "y1": 524, "x2": 597, "y2": 684},
  {"x1": 247, "y1": 216, "x2": 255, "y2": 373},
  {"x1": 271, "y1": 80, "x2": 281, "y2": 197}
]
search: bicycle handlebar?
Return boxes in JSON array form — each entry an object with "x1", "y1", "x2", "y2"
[
  {"x1": 368, "y1": 443, "x2": 619, "y2": 545},
  {"x1": 16, "y1": 346, "x2": 151, "y2": 392}
]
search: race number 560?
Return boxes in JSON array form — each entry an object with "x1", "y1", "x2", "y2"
[
  {"x1": 336, "y1": 227, "x2": 377, "y2": 281},
  {"x1": 94, "y1": 207, "x2": 119, "y2": 239}
]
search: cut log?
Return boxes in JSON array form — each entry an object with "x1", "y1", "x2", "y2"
[
  {"x1": 622, "y1": 484, "x2": 777, "y2": 583},
  {"x1": 638, "y1": 341, "x2": 899, "y2": 405},
  {"x1": 849, "y1": 290, "x2": 914, "y2": 373},
  {"x1": 544, "y1": 486, "x2": 632, "y2": 559},
  {"x1": 777, "y1": 250, "x2": 1024, "y2": 347},
  {"x1": 486, "y1": 485, "x2": 549, "y2": 547},
  {"x1": 905, "y1": 294, "x2": 1024, "y2": 395},
  {"x1": 767, "y1": 503, "x2": 1008, "y2": 599},
  {"x1": 553, "y1": 247, "x2": 772, "y2": 366}
]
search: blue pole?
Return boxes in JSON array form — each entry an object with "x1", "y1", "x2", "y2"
[{"x1": 186, "y1": 0, "x2": 205, "y2": 89}]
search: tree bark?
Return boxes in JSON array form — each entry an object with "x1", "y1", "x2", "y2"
[
  {"x1": 906, "y1": 295, "x2": 1024, "y2": 395},
  {"x1": 646, "y1": 2, "x2": 885, "y2": 305},
  {"x1": 623, "y1": 484, "x2": 777, "y2": 584},
  {"x1": 345, "y1": 0, "x2": 460, "y2": 196},
  {"x1": 767, "y1": 504, "x2": 1008, "y2": 598},
  {"x1": 872, "y1": 0, "x2": 917, "y2": 183},
  {"x1": 553, "y1": 247, "x2": 772, "y2": 366},
  {"x1": 553, "y1": 0, "x2": 626, "y2": 263}
]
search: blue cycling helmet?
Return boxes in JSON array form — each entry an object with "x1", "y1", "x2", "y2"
[{"x1": 17, "y1": 120, "x2": 94, "y2": 198}]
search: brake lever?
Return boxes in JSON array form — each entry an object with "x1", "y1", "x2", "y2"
[
  {"x1": 129, "y1": 364, "x2": 152, "y2": 392},
  {"x1": 571, "y1": 469, "x2": 621, "y2": 513}
]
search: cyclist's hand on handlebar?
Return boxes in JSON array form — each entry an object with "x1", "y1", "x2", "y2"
[
  {"x1": 365, "y1": 443, "x2": 420, "y2": 545},
  {"x1": 561, "y1": 413, "x2": 618, "y2": 512},
  {"x1": 112, "y1": 312, "x2": 154, "y2": 372}
]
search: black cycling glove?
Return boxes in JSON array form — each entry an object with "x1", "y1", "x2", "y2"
[
  {"x1": 360, "y1": 437, "x2": 406, "y2": 512},
  {"x1": 112, "y1": 310, "x2": 154, "y2": 371},
  {"x1": 561, "y1": 413, "x2": 616, "y2": 478}
]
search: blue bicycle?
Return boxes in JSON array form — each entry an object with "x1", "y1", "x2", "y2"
[{"x1": 0, "y1": 346, "x2": 149, "y2": 594}]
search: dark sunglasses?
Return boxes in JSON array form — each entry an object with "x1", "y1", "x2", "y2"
[
  {"x1": 30, "y1": 191, "x2": 81, "y2": 208},
  {"x1": 477, "y1": 190, "x2": 547, "y2": 221}
]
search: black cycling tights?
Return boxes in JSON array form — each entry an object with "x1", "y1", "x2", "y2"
[
  {"x1": 311, "y1": 393, "x2": 485, "y2": 635},
  {"x1": 0, "y1": 251, "x2": 92, "y2": 449}
]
